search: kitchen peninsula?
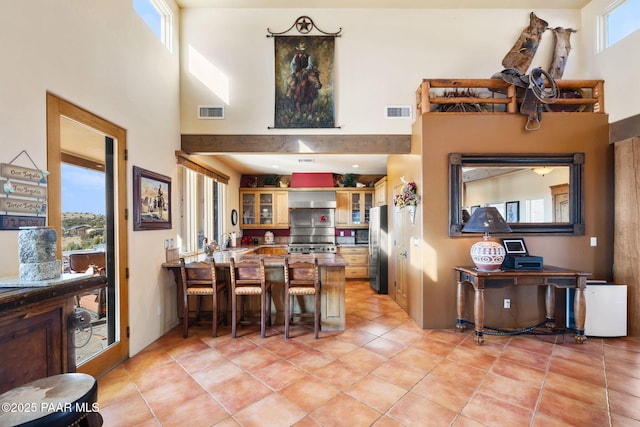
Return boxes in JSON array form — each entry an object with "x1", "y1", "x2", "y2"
[{"x1": 162, "y1": 246, "x2": 348, "y2": 331}]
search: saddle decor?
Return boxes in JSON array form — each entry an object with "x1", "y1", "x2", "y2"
[{"x1": 268, "y1": 17, "x2": 341, "y2": 129}]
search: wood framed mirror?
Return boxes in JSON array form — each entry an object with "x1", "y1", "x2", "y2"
[{"x1": 449, "y1": 153, "x2": 584, "y2": 236}]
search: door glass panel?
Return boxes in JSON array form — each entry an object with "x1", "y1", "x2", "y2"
[{"x1": 60, "y1": 118, "x2": 118, "y2": 366}]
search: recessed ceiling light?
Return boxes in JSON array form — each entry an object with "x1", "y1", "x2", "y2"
[
  {"x1": 352, "y1": 164, "x2": 359, "y2": 168},
  {"x1": 272, "y1": 165, "x2": 279, "y2": 168}
]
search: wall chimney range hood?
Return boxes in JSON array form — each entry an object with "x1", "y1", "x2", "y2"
[{"x1": 288, "y1": 190, "x2": 336, "y2": 209}]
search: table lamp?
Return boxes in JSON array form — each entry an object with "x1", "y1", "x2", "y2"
[{"x1": 461, "y1": 207, "x2": 512, "y2": 271}]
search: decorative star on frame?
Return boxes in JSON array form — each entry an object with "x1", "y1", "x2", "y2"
[{"x1": 295, "y1": 17, "x2": 312, "y2": 33}]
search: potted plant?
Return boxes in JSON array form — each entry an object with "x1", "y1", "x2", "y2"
[{"x1": 341, "y1": 173, "x2": 357, "y2": 188}]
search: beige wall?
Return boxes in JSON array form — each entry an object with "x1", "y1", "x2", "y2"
[
  {"x1": 179, "y1": 8, "x2": 583, "y2": 135},
  {"x1": 581, "y1": 1, "x2": 640, "y2": 122},
  {"x1": 389, "y1": 113, "x2": 612, "y2": 329},
  {"x1": 0, "y1": 1, "x2": 182, "y2": 355}
]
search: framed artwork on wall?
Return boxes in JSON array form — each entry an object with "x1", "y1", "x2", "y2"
[
  {"x1": 133, "y1": 166, "x2": 171, "y2": 231},
  {"x1": 506, "y1": 200, "x2": 520, "y2": 222}
]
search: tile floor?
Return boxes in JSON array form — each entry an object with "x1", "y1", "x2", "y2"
[{"x1": 98, "y1": 281, "x2": 640, "y2": 426}]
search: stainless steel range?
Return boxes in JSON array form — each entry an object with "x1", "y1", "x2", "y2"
[{"x1": 288, "y1": 191, "x2": 337, "y2": 254}]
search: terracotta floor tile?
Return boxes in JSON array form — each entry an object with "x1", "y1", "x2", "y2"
[
  {"x1": 387, "y1": 391, "x2": 458, "y2": 426},
  {"x1": 155, "y1": 393, "x2": 229, "y2": 427},
  {"x1": 280, "y1": 375, "x2": 340, "y2": 412},
  {"x1": 461, "y1": 392, "x2": 533, "y2": 427},
  {"x1": 609, "y1": 388, "x2": 640, "y2": 421},
  {"x1": 287, "y1": 347, "x2": 336, "y2": 371},
  {"x1": 371, "y1": 359, "x2": 427, "y2": 390},
  {"x1": 543, "y1": 371, "x2": 608, "y2": 408},
  {"x1": 131, "y1": 361, "x2": 189, "y2": 392},
  {"x1": 312, "y1": 359, "x2": 368, "y2": 389},
  {"x1": 498, "y1": 345, "x2": 550, "y2": 371},
  {"x1": 175, "y1": 346, "x2": 225, "y2": 374},
  {"x1": 607, "y1": 369, "x2": 640, "y2": 397},
  {"x1": 364, "y1": 336, "x2": 407, "y2": 358},
  {"x1": 263, "y1": 338, "x2": 310, "y2": 358},
  {"x1": 253, "y1": 359, "x2": 308, "y2": 390},
  {"x1": 191, "y1": 359, "x2": 244, "y2": 391},
  {"x1": 99, "y1": 280, "x2": 639, "y2": 426},
  {"x1": 508, "y1": 335, "x2": 556, "y2": 356},
  {"x1": 339, "y1": 347, "x2": 388, "y2": 372},
  {"x1": 99, "y1": 392, "x2": 154, "y2": 426},
  {"x1": 411, "y1": 373, "x2": 476, "y2": 413},
  {"x1": 476, "y1": 372, "x2": 540, "y2": 411},
  {"x1": 234, "y1": 393, "x2": 307, "y2": 427},
  {"x1": 409, "y1": 336, "x2": 457, "y2": 357},
  {"x1": 335, "y1": 328, "x2": 379, "y2": 346},
  {"x1": 228, "y1": 346, "x2": 281, "y2": 372},
  {"x1": 311, "y1": 393, "x2": 381, "y2": 427},
  {"x1": 429, "y1": 359, "x2": 487, "y2": 390},
  {"x1": 346, "y1": 374, "x2": 407, "y2": 412},
  {"x1": 392, "y1": 346, "x2": 443, "y2": 372},
  {"x1": 537, "y1": 389, "x2": 610, "y2": 426},
  {"x1": 207, "y1": 372, "x2": 273, "y2": 413},
  {"x1": 490, "y1": 358, "x2": 546, "y2": 388},
  {"x1": 548, "y1": 355, "x2": 606, "y2": 387},
  {"x1": 309, "y1": 336, "x2": 359, "y2": 357},
  {"x1": 142, "y1": 376, "x2": 205, "y2": 414}
]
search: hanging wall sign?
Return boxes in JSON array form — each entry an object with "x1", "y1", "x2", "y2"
[
  {"x1": 268, "y1": 16, "x2": 341, "y2": 129},
  {"x1": 0, "y1": 150, "x2": 48, "y2": 230}
]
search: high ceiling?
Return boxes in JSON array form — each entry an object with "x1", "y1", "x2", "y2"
[
  {"x1": 175, "y1": 0, "x2": 591, "y2": 175},
  {"x1": 176, "y1": 0, "x2": 590, "y2": 9}
]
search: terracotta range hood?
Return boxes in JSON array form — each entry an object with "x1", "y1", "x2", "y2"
[{"x1": 290, "y1": 172, "x2": 335, "y2": 188}]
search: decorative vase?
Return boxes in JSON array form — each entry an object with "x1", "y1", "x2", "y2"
[
  {"x1": 469, "y1": 235, "x2": 505, "y2": 271},
  {"x1": 407, "y1": 205, "x2": 416, "y2": 224}
]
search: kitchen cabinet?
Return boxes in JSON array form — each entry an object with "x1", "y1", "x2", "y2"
[
  {"x1": 336, "y1": 189, "x2": 374, "y2": 228},
  {"x1": 240, "y1": 190, "x2": 289, "y2": 229},
  {"x1": 338, "y1": 246, "x2": 369, "y2": 279},
  {"x1": 374, "y1": 177, "x2": 387, "y2": 206}
]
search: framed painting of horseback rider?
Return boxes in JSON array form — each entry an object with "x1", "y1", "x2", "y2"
[{"x1": 273, "y1": 35, "x2": 335, "y2": 128}]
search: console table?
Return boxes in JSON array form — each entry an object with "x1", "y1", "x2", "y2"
[{"x1": 454, "y1": 266, "x2": 591, "y2": 345}]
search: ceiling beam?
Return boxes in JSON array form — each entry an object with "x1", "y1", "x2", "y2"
[{"x1": 181, "y1": 134, "x2": 411, "y2": 154}]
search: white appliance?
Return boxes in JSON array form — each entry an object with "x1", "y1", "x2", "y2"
[{"x1": 566, "y1": 282, "x2": 627, "y2": 337}]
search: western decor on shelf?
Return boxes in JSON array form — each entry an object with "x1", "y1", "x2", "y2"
[{"x1": 394, "y1": 177, "x2": 420, "y2": 224}]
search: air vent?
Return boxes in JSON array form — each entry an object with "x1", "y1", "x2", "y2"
[
  {"x1": 297, "y1": 158, "x2": 315, "y2": 163},
  {"x1": 198, "y1": 105, "x2": 224, "y2": 119},
  {"x1": 385, "y1": 105, "x2": 412, "y2": 119}
]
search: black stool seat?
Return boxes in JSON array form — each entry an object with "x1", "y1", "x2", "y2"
[{"x1": 0, "y1": 373, "x2": 102, "y2": 427}]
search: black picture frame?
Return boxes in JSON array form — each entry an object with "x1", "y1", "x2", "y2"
[
  {"x1": 231, "y1": 209, "x2": 238, "y2": 226},
  {"x1": 501, "y1": 238, "x2": 529, "y2": 256},
  {"x1": 133, "y1": 166, "x2": 171, "y2": 231},
  {"x1": 506, "y1": 200, "x2": 520, "y2": 222}
]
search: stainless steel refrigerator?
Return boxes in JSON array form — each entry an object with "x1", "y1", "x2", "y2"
[{"x1": 369, "y1": 206, "x2": 388, "y2": 294}]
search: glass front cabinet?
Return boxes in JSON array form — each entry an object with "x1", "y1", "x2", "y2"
[
  {"x1": 240, "y1": 190, "x2": 288, "y2": 229},
  {"x1": 336, "y1": 189, "x2": 374, "y2": 228}
]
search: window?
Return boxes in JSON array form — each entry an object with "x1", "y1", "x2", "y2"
[
  {"x1": 178, "y1": 166, "x2": 225, "y2": 255},
  {"x1": 602, "y1": 0, "x2": 640, "y2": 49},
  {"x1": 133, "y1": 0, "x2": 173, "y2": 51}
]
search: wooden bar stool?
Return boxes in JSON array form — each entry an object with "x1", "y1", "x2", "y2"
[
  {"x1": 229, "y1": 257, "x2": 271, "y2": 338},
  {"x1": 284, "y1": 258, "x2": 320, "y2": 339},
  {"x1": 179, "y1": 258, "x2": 228, "y2": 338},
  {"x1": 0, "y1": 373, "x2": 102, "y2": 426}
]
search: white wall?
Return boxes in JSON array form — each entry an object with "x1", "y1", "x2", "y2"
[
  {"x1": 180, "y1": 8, "x2": 583, "y2": 135},
  {"x1": 0, "y1": 0, "x2": 181, "y2": 355},
  {"x1": 582, "y1": 1, "x2": 640, "y2": 123}
]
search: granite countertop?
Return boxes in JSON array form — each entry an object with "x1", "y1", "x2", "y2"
[{"x1": 162, "y1": 246, "x2": 348, "y2": 268}]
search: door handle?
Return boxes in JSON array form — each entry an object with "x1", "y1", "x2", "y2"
[{"x1": 400, "y1": 251, "x2": 408, "y2": 258}]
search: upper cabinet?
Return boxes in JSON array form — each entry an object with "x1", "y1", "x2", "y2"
[
  {"x1": 374, "y1": 177, "x2": 387, "y2": 206},
  {"x1": 336, "y1": 189, "x2": 374, "y2": 228},
  {"x1": 240, "y1": 189, "x2": 289, "y2": 229}
]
